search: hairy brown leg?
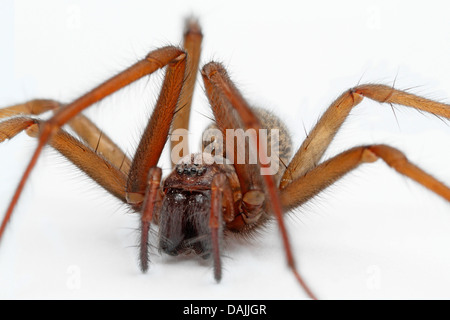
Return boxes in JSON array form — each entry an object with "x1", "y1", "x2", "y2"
[
  {"x1": 67, "y1": 112, "x2": 132, "y2": 174},
  {"x1": 0, "y1": 117, "x2": 128, "y2": 202},
  {"x1": 0, "y1": 99, "x2": 59, "y2": 119},
  {"x1": 280, "y1": 84, "x2": 450, "y2": 189},
  {"x1": 0, "y1": 46, "x2": 186, "y2": 242},
  {"x1": 139, "y1": 167, "x2": 162, "y2": 272},
  {"x1": 170, "y1": 18, "x2": 203, "y2": 167},
  {"x1": 124, "y1": 48, "x2": 187, "y2": 273},
  {"x1": 0, "y1": 117, "x2": 37, "y2": 142},
  {"x1": 201, "y1": 62, "x2": 317, "y2": 300},
  {"x1": 0, "y1": 99, "x2": 132, "y2": 174},
  {"x1": 126, "y1": 50, "x2": 187, "y2": 205},
  {"x1": 201, "y1": 63, "x2": 262, "y2": 195},
  {"x1": 280, "y1": 144, "x2": 450, "y2": 211},
  {"x1": 210, "y1": 173, "x2": 234, "y2": 281}
]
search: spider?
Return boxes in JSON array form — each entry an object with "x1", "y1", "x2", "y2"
[{"x1": 0, "y1": 18, "x2": 449, "y2": 300}]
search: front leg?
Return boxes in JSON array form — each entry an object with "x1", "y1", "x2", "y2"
[
  {"x1": 1, "y1": 46, "x2": 187, "y2": 242},
  {"x1": 139, "y1": 167, "x2": 163, "y2": 273},
  {"x1": 210, "y1": 173, "x2": 234, "y2": 281},
  {"x1": 201, "y1": 61, "x2": 317, "y2": 300}
]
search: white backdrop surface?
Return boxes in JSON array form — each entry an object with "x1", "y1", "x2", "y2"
[{"x1": 0, "y1": 0, "x2": 449, "y2": 300}]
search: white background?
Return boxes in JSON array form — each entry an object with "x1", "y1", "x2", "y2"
[{"x1": 0, "y1": 0, "x2": 449, "y2": 300}]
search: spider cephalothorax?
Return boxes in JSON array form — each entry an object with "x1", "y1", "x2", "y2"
[
  {"x1": 0, "y1": 18, "x2": 449, "y2": 300},
  {"x1": 157, "y1": 153, "x2": 234, "y2": 257}
]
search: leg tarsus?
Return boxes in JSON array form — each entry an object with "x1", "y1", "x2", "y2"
[
  {"x1": 210, "y1": 174, "x2": 228, "y2": 282},
  {"x1": 139, "y1": 220, "x2": 151, "y2": 273}
]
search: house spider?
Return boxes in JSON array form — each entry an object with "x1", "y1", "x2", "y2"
[{"x1": 0, "y1": 18, "x2": 449, "y2": 300}]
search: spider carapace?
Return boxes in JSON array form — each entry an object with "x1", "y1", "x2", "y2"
[{"x1": 0, "y1": 18, "x2": 449, "y2": 300}]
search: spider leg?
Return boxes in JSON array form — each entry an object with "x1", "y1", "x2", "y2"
[
  {"x1": 0, "y1": 117, "x2": 127, "y2": 202},
  {"x1": 0, "y1": 99, "x2": 132, "y2": 174},
  {"x1": 0, "y1": 99, "x2": 59, "y2": 119},
  {"x1": 210, "y1": 173, "x2": 234, "y2": 281},
  {"x1": 170, "y1": 18, "x2": 203, "y2": 167},
  {"x1": 139, "y1": 167, "x2": 162, "y2": 273},
  {"x1": 201, "y1": 62, "x2": 317, "y2": 300},
  {"x1": 201, "y1": 63, "x2": 263, "y2": 195},
  {"x1": 1, "y1": 46, "x2": 187, "y2": 242},
  {"x1": 280, "y1": 144, "x2": 450, "y2": 211},
  {"x1": 280, "y1": 84, "x2": 450, "y2": 188},
  {"x1": 126, "y1": 50, "x2": 186, "y2": 203}
]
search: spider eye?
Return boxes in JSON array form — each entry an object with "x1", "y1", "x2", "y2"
[{"x1": 175, "y1": 163, "x2": 207, "y2": 176}]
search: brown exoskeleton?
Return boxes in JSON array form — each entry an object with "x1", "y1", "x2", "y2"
[{"x1": 0, "y1": 18, "x2": 449, "y2": 300}]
